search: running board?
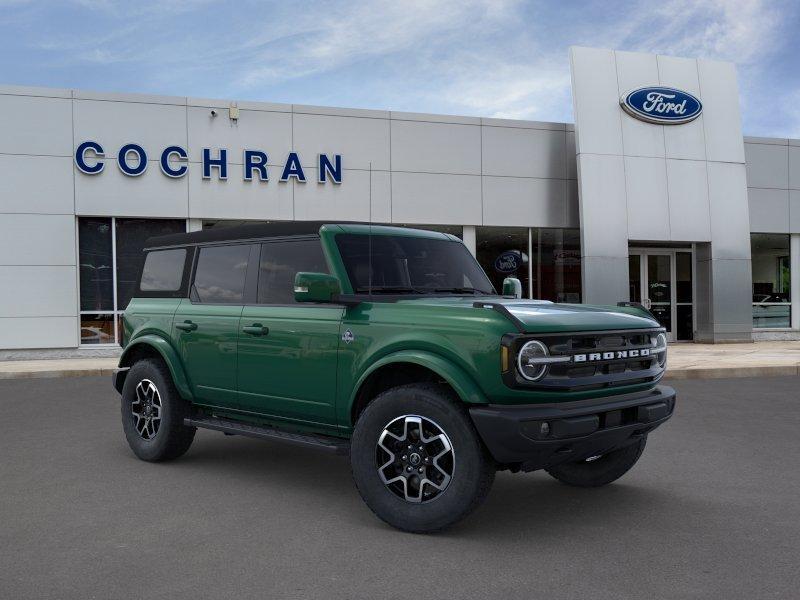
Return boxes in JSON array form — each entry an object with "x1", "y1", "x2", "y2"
[{"x1": 184, "y1": 415, "x2": 350, "y2": 455}]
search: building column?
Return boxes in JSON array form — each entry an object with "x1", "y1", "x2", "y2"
[
  {"x1": 462, "y1": 225, "x2": 476, "y2": 257},
  {"x1": 792, "y1": 234, "x2": 800, "y2": 330}
]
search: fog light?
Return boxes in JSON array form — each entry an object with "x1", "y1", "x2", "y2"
[{"x1": 540, "y1": 422, "x2": 550, "y2": 436}]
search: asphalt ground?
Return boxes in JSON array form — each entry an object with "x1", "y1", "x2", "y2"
[{"x1": 0, "y1": 375, "x2": 798, "y2": 600}]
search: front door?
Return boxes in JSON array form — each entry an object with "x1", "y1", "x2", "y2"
[
  {"x1": 629, "y1": 249, "x2": 694, "y2": 341},
  {"x1": 173, "y1": 243, "x2": 255, "y2": 408},
  {"x1": 236, "y1": 238, "x2": 343, "y2": 426}
]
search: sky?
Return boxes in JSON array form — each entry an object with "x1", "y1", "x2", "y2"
[{"x1": 1, "y1": 0, "x2": 799, "y2": 137}]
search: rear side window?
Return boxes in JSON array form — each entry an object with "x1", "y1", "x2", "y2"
[
  {"x1": 193, "y1": 244, "x2": 251, "y2": 303},
  {"x1": 140, "y1": 249, "x2": 186, "y2": 292},
  {"x1": 258, "y1": 239, "x2": 328, "y2": 304}
]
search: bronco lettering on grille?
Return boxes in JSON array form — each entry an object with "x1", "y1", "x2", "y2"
[{"x1": 573, "y1": 348, "x2": 651, "y2": 363}]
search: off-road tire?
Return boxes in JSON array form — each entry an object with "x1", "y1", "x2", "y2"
[
  {"x1": 121, "y1": 358, "x2": 196, "y2": 462},
  {"x1": 545, "y1": 436, "x2": 647, "y2": 487},
  {"x1": 350, "y1": 383, "x2": 495, "y2": 533}
]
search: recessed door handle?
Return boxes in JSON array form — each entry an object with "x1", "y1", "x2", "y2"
[
  {"x1": 175, "y1": 320, "x2": 198, "y2": 332},
  {"x1": 242, "y1": 324, "x2": 268, "y2": 336}
]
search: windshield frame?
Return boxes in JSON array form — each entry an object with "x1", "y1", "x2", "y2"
[{"x1": 332, "y1": 231, "x2": 497, "y2": 298}]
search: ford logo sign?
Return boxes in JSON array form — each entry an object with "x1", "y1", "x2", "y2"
[
  {"x1": 494, "y1": 251, "x2": 521, "y2": 274},
  {"x1": 620, "y1": 86, "x2": 702, "y2": 125}
]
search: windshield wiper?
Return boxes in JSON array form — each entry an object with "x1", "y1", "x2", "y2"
[
  {"x1": 433, "y1": 287, "x2": 491, "y2": 295},
  {"x1": 354, "y1": 285, "x2": 427, "y2": 294}
]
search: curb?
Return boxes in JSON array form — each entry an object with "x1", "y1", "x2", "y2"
[
  {"x1": 663, "y1": 365, "x2": 800, "y2": 380},
  {"x1": 0, "y1": 368, "x2": 118, "y2": 381}
]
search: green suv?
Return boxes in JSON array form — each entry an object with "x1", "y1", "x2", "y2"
[{"x1": 113, "y1": 223, "x2": 675, "y2": 532}]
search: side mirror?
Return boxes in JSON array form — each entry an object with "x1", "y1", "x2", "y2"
[
  {"x1": 294, "y1": 272, "x2": 342, "y2": 303},
  {"x1": 502, "y1": 277, "x2": 522, "y2": 299}
]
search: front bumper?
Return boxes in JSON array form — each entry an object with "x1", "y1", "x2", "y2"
[{"x1": 469, "y1": 385, "x2": 675, "y2": 472}]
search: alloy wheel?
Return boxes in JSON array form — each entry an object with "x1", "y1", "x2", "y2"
[
  {"x1": 376, "y1": 415, "x2": 455, "y2": 503},
  {"x1": 131, "y1": 379, "x2": 162, "y2": 441}
]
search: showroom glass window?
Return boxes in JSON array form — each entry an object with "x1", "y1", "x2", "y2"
[
  {"x1": 476, "y1": 227, "x2": 581, "y2": 301},
  {"x1": 78, "y1": 218, "x2": 186, "y2": 345},
  {"x1": 751, "y1": 233, "x2": 791, "y2": 328}
]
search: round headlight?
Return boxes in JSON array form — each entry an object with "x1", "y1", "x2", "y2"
[
  {"x1": 517, "y1": 340, "x2": 550, "y2": 381},
  {"x1": 653, "y1": 332, "x2": 668, "y2": 368}
]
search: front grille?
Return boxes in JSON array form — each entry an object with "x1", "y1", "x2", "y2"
[{"x1": 507, "y1": 329, "x2": 665, "y2": 392}]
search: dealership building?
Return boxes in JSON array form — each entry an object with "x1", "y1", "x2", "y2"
[{"x1": 1, "y1": 46, "x2": 799, "y2": 357}]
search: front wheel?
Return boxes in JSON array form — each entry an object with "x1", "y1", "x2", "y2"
[
  {"x1": 545, "y1": 436, "x2": 647, "y2": 487},
  {"x1": 350, "y1": 383, "x2": 495, "y2": 533},
  {"x1": 120, "y1": 358, "x2": 196, "y2": 462}
]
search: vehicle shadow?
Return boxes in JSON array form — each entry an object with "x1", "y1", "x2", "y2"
[{"x1": 159, "y1": 430, "x2": 686, "y2": 539}]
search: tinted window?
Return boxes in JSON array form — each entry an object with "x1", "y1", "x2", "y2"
[
  {"x1": 116, "y1": 219, "x2": 186, "y2": 308},
  {"x1": 193, "y1": 245, "x2": 250, "y2": 303},
  {"x1": 335, "y1": 234, "x2": 494, "y2": 294},
  {"x1": 258, "y1": 239, "x2": 329, "y2": 304},
  {"x1": 78, "y1": 217, "x2": 114, "y2": 311},
  {"x1": 140, "y1": 249, "x2": 187, "y2": 292}
]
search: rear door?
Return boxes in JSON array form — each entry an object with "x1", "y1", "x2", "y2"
[
  {"x1": 236, "y1": 237, "x2": 343, "y2": 426},
  {"x1": 173, "y1": 243, "x2": 256, "y2": 408}
]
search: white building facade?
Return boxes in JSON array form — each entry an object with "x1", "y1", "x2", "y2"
[{"x1": 1, "y1": 47, "x2": 799, "y2": 356}]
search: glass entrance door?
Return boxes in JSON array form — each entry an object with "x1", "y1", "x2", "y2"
[{"x1": 629, "y1": 249, "x2": 694, "y2": 341}]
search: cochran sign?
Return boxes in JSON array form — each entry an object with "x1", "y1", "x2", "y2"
[
  {"x1": 74, "y1": 141, "x2": 343, "y2": 184},
  {"x1": 620, "y1": 87, "x2": 702, "y2": 125}
]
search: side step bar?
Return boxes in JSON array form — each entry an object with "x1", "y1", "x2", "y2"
[{"x1": 184, "y1": 415, "x2": 350, "y2": 455}]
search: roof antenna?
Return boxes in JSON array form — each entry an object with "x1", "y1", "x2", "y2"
[{"x1": 368, "y1": 161, "x2": 373, "y2": 296}]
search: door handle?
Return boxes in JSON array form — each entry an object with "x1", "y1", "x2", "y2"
[
  {"x1": 242, "y1": 324, "x2": 268, "y2": 336},
  {"x1": 175, "y1": 320, "x2": 198, "y2": 332}
]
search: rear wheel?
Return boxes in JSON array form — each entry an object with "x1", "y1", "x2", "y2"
[
  {"x1": 350, "y1": 383, "x2": 495, "y2": 533},
  {"x1": 545, "y1": 436, "x2": 647, "y2": 487},
  {"x1": 121, "y1": 358, "x2": 196, "y2": 462}
]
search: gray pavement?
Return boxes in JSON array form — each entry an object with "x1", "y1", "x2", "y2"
[{"x1": 0, "y1": 376, "x2": 798, "y2": 600}]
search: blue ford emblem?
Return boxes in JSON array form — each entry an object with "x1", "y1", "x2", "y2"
[
  {"x1": 620, "y1": 87, "x2": 702, "y2": 125},
  {"x1": 494, "y1": 251, "x2": 520, "y2": 274}
]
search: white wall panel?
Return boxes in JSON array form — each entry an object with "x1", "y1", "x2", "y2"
[
  {"x1": 569, "y1": 47, "x2": 623, "y2": 156},
  {"x1": 0, "y1": 214, "x2": 75, "y2": 265},
  {"x1": 657, "y1": 55, "x2": 706, "y2": 161},
  {"x1": 0, "y1": 94, "x2": 73, "y2": 156},
  {"x1": 74, "y1": 99, "x2": 187, "y2": 161},
  {"x1": 187, "y1": 167, "x2": 293, "y2": 221},
  {"x1": 788, "y1": 146, "x2": 800, "y2": 190},
  {"x1": 294, "y1": 169, "x2": 390, "y2": 222},
  {"x1": 187, "y1": 107, "x2": 292, "y2": 165},
  {"x1": 391, "y1": 120, "x2": 481, "y2": 175},
  {"x1": 75, "y1": 163, "x2": 189, "y2": 218},
  {"x1": 624, "y1": 156, "x2": 670, "y2": 240},
  {"x1": 790, "y1": 190, "x2": 800, "y2": 233},
  {"x1": 697, "y1": 59, "x2": 745, "y2": 164},
  {"x1": 0, "y1": 266, "x2": 76, "y2": 316},
  {"x1": 0, "y1": 316, "x2": 78, "y2": 349},
  {"x1": 745, "y1": 143, "x2": 789, "y2": 189},
  {"x1": 666, "y1": 159, "x2": 711, "y2": 241},
  {"x1": 482, "y1": 127, "x2": 566, "y2": 179},
  {"x1": 576, "y1": 154, "x2": 628, "y2": 257},
  {"x1": 391, "y1": 173, "x2": 481, "y2": 225},
  {"x1": 482, "y1": 177, "x2": 567, "y2": 227},
  {"x1": 616, "y1": 51, "x2": 665, "y2": 158},
  {"x1": 0, "y1": 155, "x2": 74, "y2": 214},
  {"x1": 293, "y1": 114, "x2": 390, "y2": 171},
  {"x1": 707, "y1": 162, "x2": 750, "y2": 259},
  {"x1": 748, "y1": 188, "x2": 789, "y2": 233}
]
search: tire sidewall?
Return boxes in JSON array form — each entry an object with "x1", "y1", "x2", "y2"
[
  {"x1": 350, "y1": 384, "x2": 493, "y2": 532},
  {"x1": 121, "y1": 359, "x2": 183, "y2": 461}
]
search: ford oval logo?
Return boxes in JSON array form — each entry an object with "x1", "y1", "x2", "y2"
[
  {"x1": 494, "y1": 251, "x2": 521, "y2": 274},
  {"x1": 620, "y1": 86, "x2": 702, "y2": 125}
]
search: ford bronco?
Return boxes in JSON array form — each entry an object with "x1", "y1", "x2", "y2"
[{"x1": 113, "y1": 223, "x2": 675, "y2": 532}]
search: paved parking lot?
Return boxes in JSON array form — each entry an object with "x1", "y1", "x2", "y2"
[{"x1": 1, "y1": 375, "x2": 798, "y2": 599}]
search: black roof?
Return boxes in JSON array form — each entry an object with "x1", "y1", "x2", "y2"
[{"x1": 144, "y1": 221, "x2": 329, "y2": 249}]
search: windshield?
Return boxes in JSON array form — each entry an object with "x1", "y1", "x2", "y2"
[{"x1": 335, "y1": 233, "x2": 496, "y2": 295}]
